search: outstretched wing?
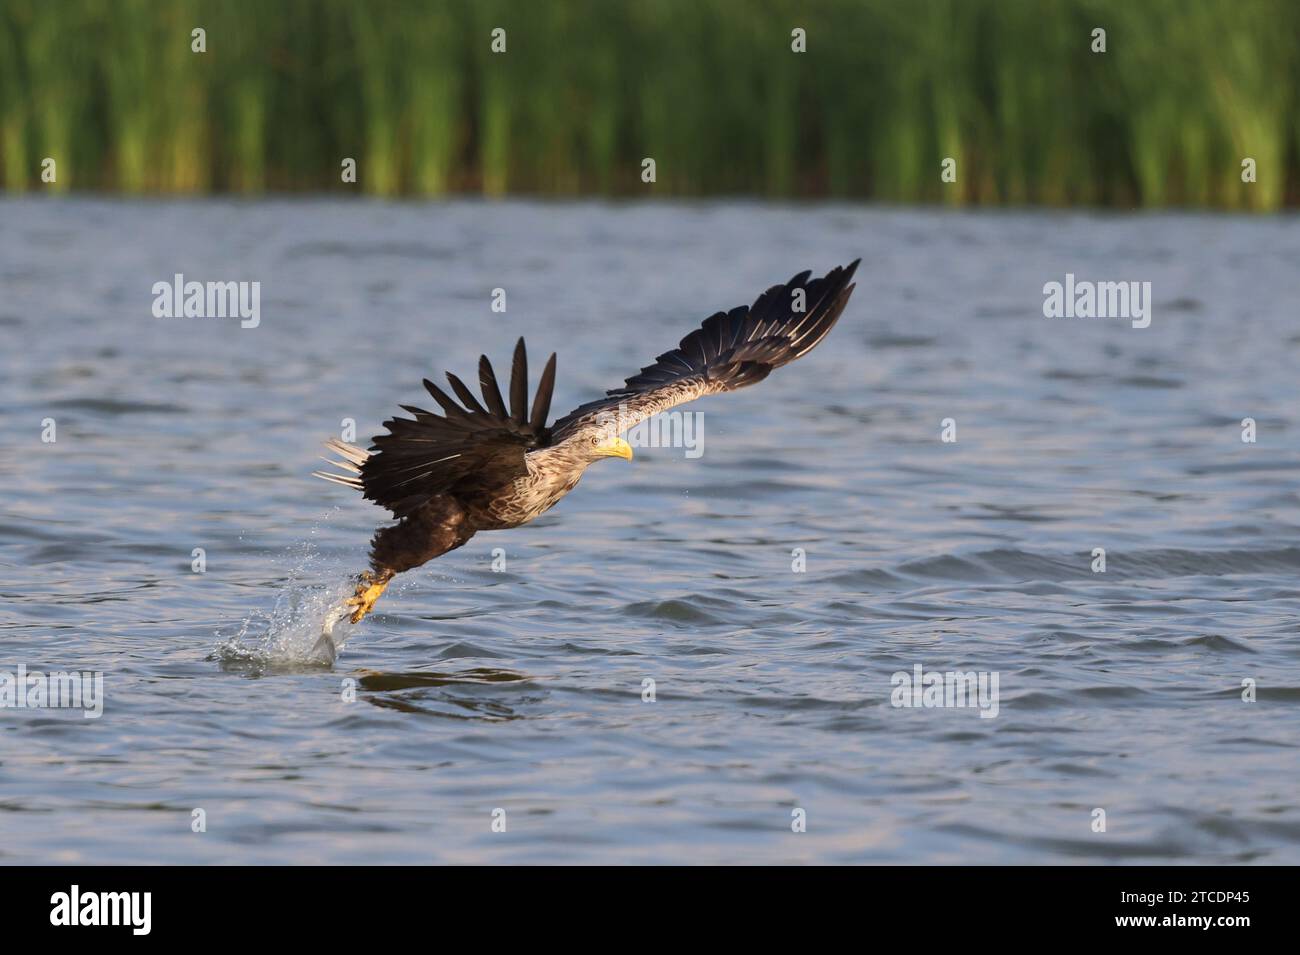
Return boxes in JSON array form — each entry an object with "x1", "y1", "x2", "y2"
[
  {"x1": 355, "y1": 338, "x2": 557, "y2": 518},
  {"x1": 551, "y1": 260, "x2": 858, "y2": 442}
]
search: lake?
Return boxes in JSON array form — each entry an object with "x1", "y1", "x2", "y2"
[{"x1": 1, "y1": 198, "x2": 1297, "y2": 863}]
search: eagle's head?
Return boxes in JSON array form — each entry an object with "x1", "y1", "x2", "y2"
[{"x1": 584, "y1": 433, "x2": 633, "y2": 463}]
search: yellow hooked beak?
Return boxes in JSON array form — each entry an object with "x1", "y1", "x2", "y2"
[{"x1": 598, "y1": 437, "x2": 634, "y2": 460}]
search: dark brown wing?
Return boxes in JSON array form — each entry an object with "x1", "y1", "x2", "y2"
[
  {"x1": 361, "y1": 338, "x2": 557, "y2": 517},
  {"x1": 551, "y1": 260, "x2": 858, "y2": 442}
]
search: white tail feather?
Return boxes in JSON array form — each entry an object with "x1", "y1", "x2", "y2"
[
  {"x1": 314, "y1": 439, "x2": 370, "y2": 490},
  {"x1": 324, "y1": 438, "x2": 369, "y2": 467}
]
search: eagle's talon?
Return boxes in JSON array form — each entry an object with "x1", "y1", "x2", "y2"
[{"x1": 345, "y1": 572, "x2": 391, "y2": 624}]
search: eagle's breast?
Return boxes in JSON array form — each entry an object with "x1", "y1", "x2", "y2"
[{"x1": 465, "y1": 451, "x2": 584, "y2": 529}]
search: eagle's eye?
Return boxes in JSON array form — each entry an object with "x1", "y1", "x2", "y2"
[{"x1": 589, "y1": 435, "x2": 601, "y2": 447}]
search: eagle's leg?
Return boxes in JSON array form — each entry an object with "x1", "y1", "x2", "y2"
[
  {"x1": 344, "y1": 495, "x2": 473, "y2": 625},
  {"x1": 345, "y1": 569, "x2": 395, "y2": 624}
]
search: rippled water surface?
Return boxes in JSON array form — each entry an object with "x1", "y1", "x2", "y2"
[{"x1": 2, "y1": 199, "x2": 1298, "y2": 864}]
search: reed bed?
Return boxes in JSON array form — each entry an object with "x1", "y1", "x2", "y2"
[{"x1": 0, "y1": 0, "x2": 1295, "y2": 206}]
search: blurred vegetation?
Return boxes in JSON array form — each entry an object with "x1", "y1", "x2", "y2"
[{"x1": 0, "y1": 0, "x2": 1296, "y2": 207}]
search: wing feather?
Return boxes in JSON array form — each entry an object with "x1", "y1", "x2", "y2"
[
  {"x1": 446, "y1": 371, "x2": 488, "y2": 415},
  {"x1": 530, "y1": 352, "x2": 558, "y2": 431},
  {"x1": 509, "y1": 338, "x2": 528, "y2": 424},
  {"x1": 318, "y1": 341, "x2": 556, "y2": 518},
  {"x1": 551, "y1": 260, "x2": 859, "y2": 442},
  {"x1": 319, "y1": 262, "x2": 858, "y2": 514},
  {"x1": 476, "y1": 357, "x2": 509, "y2": 419}
]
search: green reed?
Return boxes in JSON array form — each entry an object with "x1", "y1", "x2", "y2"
[{"x1": 0, "y1": 0, "x2": 1295, "y2": 207}]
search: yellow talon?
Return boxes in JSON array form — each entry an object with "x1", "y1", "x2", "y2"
[{"x1": 345, "y1": 571, "x2": 392, "y2": 624}]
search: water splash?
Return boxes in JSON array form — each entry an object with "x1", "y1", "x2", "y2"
[{"x1": 212, "y1": 511, "x2": 361, "y2": 669}]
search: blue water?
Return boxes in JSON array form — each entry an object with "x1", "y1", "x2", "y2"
[{"x1": 1, "y1": 198, "x2": 1298, "y2": 863}]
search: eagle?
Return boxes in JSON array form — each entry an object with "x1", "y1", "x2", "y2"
[{"x1": 314, "y1": 260, "x2": 859, "y2": 624}]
